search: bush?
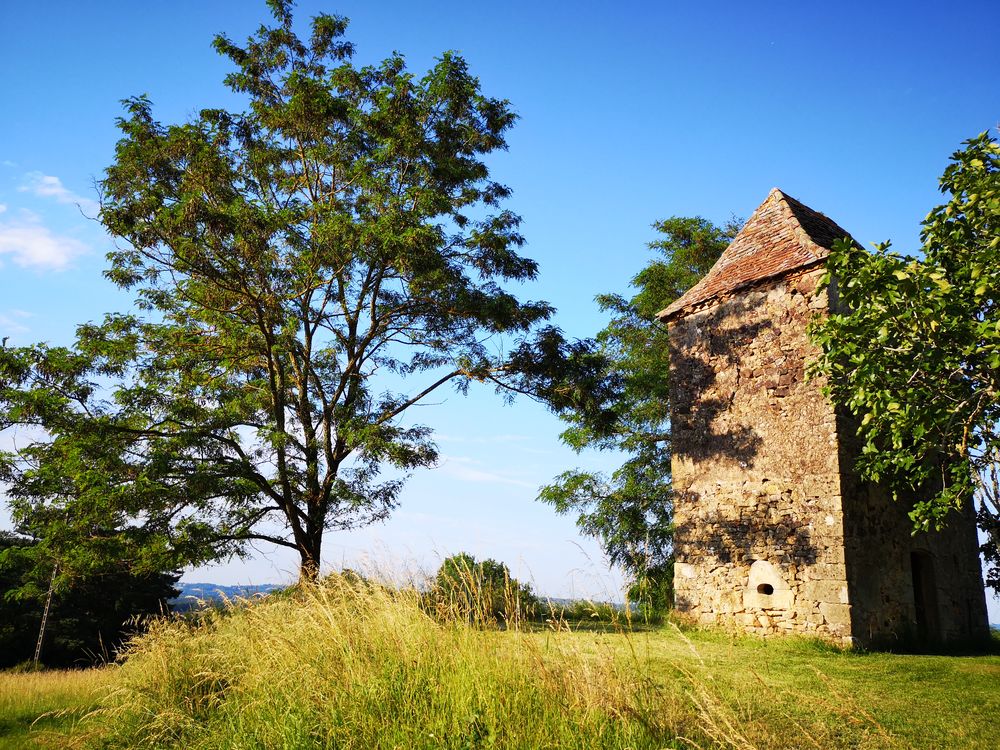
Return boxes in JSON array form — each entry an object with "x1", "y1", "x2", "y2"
[
  {"x1": 428, "y1": 553, "x2": 538, "y2": 626},
  {"x1": 627, "y1": 563, "x2": 674, "y2": 624},
  {"x1": 0, "y1": 532, "x2": 179, "y2": 668}
]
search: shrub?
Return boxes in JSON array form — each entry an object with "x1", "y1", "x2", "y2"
[{"x1": 428, "y1": 553, "x2": 538, "y2": 626}]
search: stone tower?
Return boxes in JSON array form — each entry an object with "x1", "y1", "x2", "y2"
[{"x1": 659, "y1": 188, "x2": 989, "y2": 646}]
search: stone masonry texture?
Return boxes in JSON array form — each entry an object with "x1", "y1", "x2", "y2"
[{"x1": 661, "y1": 190, "x2": 989, "y2": 647}]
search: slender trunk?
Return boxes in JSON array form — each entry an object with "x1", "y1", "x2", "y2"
[{"x1": 33, "y1": 563, "x2": 58, "y2": 667}]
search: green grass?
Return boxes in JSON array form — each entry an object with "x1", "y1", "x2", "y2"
[
  {"x1": 82, "y1": 580, "x2": 680, "y2": 750},
  {"x1": 0, "y1": 667, "x2": 109, "y2": 749},
  {"x1": 608, "y1": 626, "x2": 1000, "y2": 749},
  {"x1": 1, "y1": 578, "x2": 996, "y2": 749}
]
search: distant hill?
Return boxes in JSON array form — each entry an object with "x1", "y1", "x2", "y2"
[
  {"x1": 171, "y1": 585, "x2": 995, "y2": 627},
  {"x1": 170, "y1": 584, "x2": 631, "y2": 613},
  {"x1": 173, "y1": 582, "x2": 284, "y2": 611}
]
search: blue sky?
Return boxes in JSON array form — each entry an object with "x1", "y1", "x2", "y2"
[{"x1": 1, "y1": 1, "x2": 998, "y2": 616}]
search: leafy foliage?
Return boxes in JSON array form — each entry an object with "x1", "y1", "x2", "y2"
[
  {"x1": 0, "y1": 1, "x2": 572, "y2": 580},
  {"x1": 431, "y1": 552, "x2": 537, "y2": 624},
  {"x1": 540, "y1": 217, "x2": 740, "y2": 608},
  {"x1": 809, "y1": 131, "x2": 1000, "y2": 589},
  {"x1": 0, "y1": 532, "x2": 178, "y2": 668}
]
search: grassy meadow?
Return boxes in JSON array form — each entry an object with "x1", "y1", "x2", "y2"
[
  {"x1": 0, "y1": 667, "x2": 110, "y2": 749},
  {"x1": 2, "y1": 576, "x2": 997, "y2": 749}
]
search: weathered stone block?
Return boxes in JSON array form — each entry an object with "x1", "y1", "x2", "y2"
[
  {"x1": 717, "y1": 591, "x2": 743, "y2": 613},
  {"x1": 819, "y1": 602, "x2": 851, "y2": 628},
  {"x1": 808, "y1": 563, "x2": 846, "y2": 580},
  {"x1": 675, "y1": 562, "x2": 696, "y2": 580},
  {"x1": 743, "y1": 589, "x2": 794, "y2": 610},
  {"x1": 802, "y1": 580, "x2": 849, "y2": 604}
]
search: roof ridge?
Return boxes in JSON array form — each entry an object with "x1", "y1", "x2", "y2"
[
  {"x1": 657, "y1": 189, "x2": 855, "y2": 321},
  {"x1": 773, "y1": 189, "x2": 827, "y2": 262},
  {"x1": 712, "y1": 189, "x2": 783, "y2": 272}
]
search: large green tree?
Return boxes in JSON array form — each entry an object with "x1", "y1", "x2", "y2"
[
  {"x1": 540, "y1": 217, "x2": 739, "y2": 609},
  {"x1": 810, "y1": 131, "x2": 1000, "y2": 590},
  {"x1": 0, "y1": 1, "x2": 581, "y2": 581}
]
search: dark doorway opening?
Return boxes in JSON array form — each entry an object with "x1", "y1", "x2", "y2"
[{"x1": 911, "y1": 551, "x2": 941, "y2": 641}]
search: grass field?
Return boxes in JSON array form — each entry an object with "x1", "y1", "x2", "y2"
[
  {"x1": 0, "y1": 668, "x2": 110, "y2": 749},
  {"x1": 1, "y1": 579, "x2": 997, "y2": 749},
  {"x1": 616, "y1": 627, "x2": 999, "y2": 749}
]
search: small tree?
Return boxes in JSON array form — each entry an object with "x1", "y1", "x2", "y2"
[
  {"x1": 432, "y1": 552, "x2": 536, "y2": 624},
  {"x1": 540, "y1": 217, "x2": 740, "y2": 612},
  {"x1": 0, "y1": 1, "x2": 579, "y2": 581},
  {"x1": 810, "y1": 131, "x2": 1000, "y2": 590}
]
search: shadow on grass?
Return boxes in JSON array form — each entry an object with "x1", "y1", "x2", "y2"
[{"x1": 853, "y1": 628, "x2": 1000, "y2": 657}]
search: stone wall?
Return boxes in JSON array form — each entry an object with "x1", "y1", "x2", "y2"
[
  {"x1": 838, "y1": 440, "x2": 989, "y2": 644},
  {"x1": 668, "y1": 266, "x2": 990, "y2": 646},
  {"x1": 669, "y1": 267, "x2": 855, "y2": 642}
]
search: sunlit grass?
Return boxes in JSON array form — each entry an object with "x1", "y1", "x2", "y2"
[
  {"x1": 3, "y1": 575, "x2": 997, "y2": 749},
  {"x1": 81, "y1": 576, "x2": 686, "y2": 749},
  {"x1": 0, "y1": 668, "x2": 110, "y2": 749},
  {"x1": 608, "y1": 626, "x2": 1000, "y2": 749}
]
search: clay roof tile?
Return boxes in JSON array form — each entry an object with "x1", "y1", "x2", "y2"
[{"x1": 657, "y1": 189, "x2": 856, "y2": 321}]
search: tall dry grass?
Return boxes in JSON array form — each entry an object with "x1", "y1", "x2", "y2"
[
  {"x1": 0, "y1": 668, "x2": 110, "y2": 750},
  {"x1": 78, "y1": 573, "x2": 721, "y2": 749},
  {"x1": 69, "y1": 572, "x2": 916, "y2": 750}
]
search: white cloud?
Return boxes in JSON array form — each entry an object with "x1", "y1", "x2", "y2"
[
  {"x1": 436, "y1": 433, "x2": 532, "y2": 445},
  {"x1": 436, "y1": 455, "x2": 537, "y2": 489},
  {"x1": 19, "y1": 171, "x2": 99, "y2": 215},
  {"x1": 0, "y1": 218, "x2": 88, "y2": 270},
  {"x1": 0, "y1": 309, "x2": 32, "y2": 337},
  {"x1": 0, "y1": 204, "x2": 7, "y2": 214}
]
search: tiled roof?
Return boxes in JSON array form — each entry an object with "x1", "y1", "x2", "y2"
[{"x1": 657, "y1": 189, "x2": 856, "y2": 321}]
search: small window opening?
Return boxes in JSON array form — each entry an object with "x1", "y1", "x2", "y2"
[{"x1": 757, "y1": 583, "x2": 774, "y2": 595}]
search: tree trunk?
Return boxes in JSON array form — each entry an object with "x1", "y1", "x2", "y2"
[{"x1": 299, "y1": 538, "x2": 322, "y2": 583}]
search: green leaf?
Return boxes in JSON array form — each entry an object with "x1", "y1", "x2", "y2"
[{"x1": 808, "y1": 129, "x2": 1000, "y2": 593}]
